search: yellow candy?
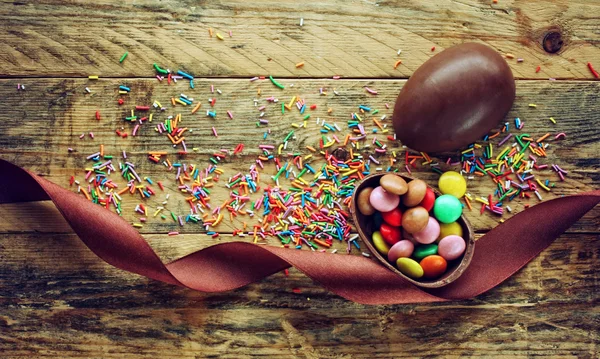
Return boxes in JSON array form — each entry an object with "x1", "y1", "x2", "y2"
[
  {"x1": 437, "y1": 221, "x2": 463, "y2": 242},
  {"x1": 396, "y1": 257, "x2": 424, "y2": 279},
  {"x1": 372, "y1": 231, "x2": 390, "y2": 255},
  {"x1": 438, "y1": 171, "x2": 467, "y2": 198}
]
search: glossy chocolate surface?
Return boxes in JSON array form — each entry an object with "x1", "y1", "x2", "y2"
[{"x1": 393, "y1": 43, "x2": 516, "y2": 152}]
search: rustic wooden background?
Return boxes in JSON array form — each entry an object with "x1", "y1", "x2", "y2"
[{"x1": 1, "y1": 0, "x2": 599, "y2": 358}]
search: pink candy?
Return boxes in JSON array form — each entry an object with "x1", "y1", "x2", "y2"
[
  {"x1": 412, "y1": 217, "x2": 440, "y2": 244},
  {"x1": 387, "y1": 240, "x2": 414, "y2": 262},
  {"x1": 438, "y1": 235, "x2": 466, "y2": 260},
  {"x1": 369, "y1": 186, "x2": 400, "y2": 212}
]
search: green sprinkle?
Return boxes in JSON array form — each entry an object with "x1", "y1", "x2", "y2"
[
  {"x1": 281, "y1": 103, "x2": 285, "y2": 114},
  {"x1": 303, "y1": 114, "x2": 311, "y2": 120},
  {"x1": 171, "y1": 211, "x2": 177, "y2": 222},
  {"x1": 284, "y1": 130, "x2": 294, "y2": 142},
  {"x1": 153, "y1": 63, "x2": 169, "y2": 75},
  {"x1": 269, "y1": 75, "x2": 285, "y2": 89},
  {"x1": 119, "y1": 52, "x2": 128, "y2": 63}
]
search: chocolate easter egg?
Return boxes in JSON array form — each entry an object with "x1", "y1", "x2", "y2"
[{"x1": 393, "y1": 43, "x2": 515, "y2": 152}]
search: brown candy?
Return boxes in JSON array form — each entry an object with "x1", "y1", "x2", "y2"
[
  {"x1": 402, "y1": 207, "x2": 429, "y2": 234},
  {"x1": 392, "y1": 43, "x2": 516, "y2": 152},
  {"x1": 380, "y1": 174, "x2": 408, "y2": 195},
  {"x1": 402, "y1": 179, "x2": 427, "y2": 207},
  {"x1": 356, "y1": 187, "x2": 376, "y2": 216}
]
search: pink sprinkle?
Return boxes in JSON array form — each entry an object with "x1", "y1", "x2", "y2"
[
  {"x1": 229, "y1": 30, "x2": 232, "y2": 37},
  {"x1": 89, "y1": 132, "x2": 94, "y2": 139},
  {"x1": 68, "y1": 148, "x2": 74, "y2": 152},
  {"x1": 227, "y1": 110, "x2": 233, "y2": 119},
  {"x1": 250, "y1": 77, "x2": 259, "y2": 82},
  {"x1": 156, "y1": 75, "x2": 163, "y2": 81},
  {"x1": 168, "y1": 231, "x2": 180, "y2": 236},
  {"x1": 79, "y1": 134, "x2": 85, "y2": 139},
  {"x1": 332, "y1": 76, "x2": 341, "y2": 79},
  {"x1": 140, "y1": 218, "x2": 147, "y2": 222},
  {"x1": 258, "y1": 106, "x2": 266, "y2": 111},
  {"x1": 132, "y1": 124, "x2": 140, "y2": 136},
  {"x1": 405, "y1": 165, "x2": 412, "y2": 174},
  {"x1": 385, "y1": 103, "x2": 390, "y2": 109},
  {"x1": 555, "y1": 132, "x2": 566, "y2": 139},
  {"x1": 365, "y1": 87, "x2": 377, "y2": 95},
  {"x1": 212, "y1": 127, "x2": 218, "y2": 137},
  {"x1": 211, "y1": 84, "x2": 214, "y2": 93}
]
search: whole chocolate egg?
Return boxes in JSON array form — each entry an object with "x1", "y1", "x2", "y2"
[{"x1": 392, "y1": 43, "x2": 515, "y2": 152}]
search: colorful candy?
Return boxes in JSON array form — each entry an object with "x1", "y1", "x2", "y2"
[
  {"x1": 372, "y1": 231, "x2": 391, "y2": 255},
  {"x1": 356, "y1": 187, "x2": 376, "y2": 215},
  {"x1": 379, "y1": 223, "x2": 401, "y2": 246},
  {"x1": 412, "y1": 243, "x2": 438, "y2": 261},
  {"x1": 388, "y1": 240, "x2": 414, "y2": 262},
  {"x1": 433, "y1": 194, "x2": 463, "y2": 223},
  {"x1": 402, "y1": 206, "x2": 429, "y2": 234},
  {"x1": 420, "y1": 255, "x2": 447, "y2": 279},
  {"x1": 396, "y1": 258, "x2": 424, "y2": 279},
  {"x1": 438, "y1": 171, "x2": 467, "y2": 198},
  {"x1": 370, "y1": 186, "x2": 400, "y2": 212},
  {"x1": 381, "y1": 207, "x2": 402, "y2": 226},
  {"x1": 402, "y1": 179, "x2": 427, "y2": 206},
  {"x1": 438, "y1": 235, "x2": 466, "y2": 260},
  {"x1": 438, "y1": 221, "x2": 463, "y2": 241},
  {"x1": 380, "y1": 174, "x2": 408, "y2": 195},
  {"x1": 412, "y1": 217, "x2": 440, "y2": 244},
  {"x1": 357, "y1": 172, "x2": 469, "y2": 280}
]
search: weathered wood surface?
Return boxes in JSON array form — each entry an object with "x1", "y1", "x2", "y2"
[
  {"x1": 1, "y1": 0, "x2": 599, "y2": 357},
  {"x1": 0, "y1": 232, "x2": 598, "y2": 358},
  {"x1": 0, "y1": 0, "x2": 599, "y2": 79},
  {"x1": 1, "y1": 78, "x2": 598, "y2": 235}
]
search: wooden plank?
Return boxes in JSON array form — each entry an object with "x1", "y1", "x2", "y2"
[
  {"x1": 1, "y1": 78, "x2": 598, "y2": 235},
  {"x1": 1, "y1": 0, "x2": 599, "y2": 79},
  {"x1": 0, "y1": 232, "x2": 598, "y2": 358}
]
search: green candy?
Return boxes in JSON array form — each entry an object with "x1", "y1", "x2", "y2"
[
  {"x1": 433, "y1": 194, "x2": 463, "y2": 223},
  {"x1": 413, "y1": 244, "x2": 438, "y2": 261}
]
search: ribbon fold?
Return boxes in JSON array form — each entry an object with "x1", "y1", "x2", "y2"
[{"x1": 1, "y1": 159, "x2": 598, "y2": 305}]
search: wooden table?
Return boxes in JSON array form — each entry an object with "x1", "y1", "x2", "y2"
[{"x1": 1, "y1": 1, "x2": 599, "y2": 358}]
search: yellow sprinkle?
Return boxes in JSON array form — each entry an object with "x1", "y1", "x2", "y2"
[
  {"x1": 549, "y1": 117, "x2": 556, "y2": 124},
  {"x1": 155, "y1": 101, "x2": 162, "y2": 108},
  {"x1": 133, "y1": 223, "x2": 143, "y2": 228},
  {"x1": 304, "y1": 154, "x2": 312, "y2": 160},
  {"x1": 88, "y1": 75, "x2": 99, "y2": 80},
  {"x1": 118, "y1": 91, "x2": 128, "y2": 94},
  {"x1": 528, "y1": 103, "x2": 537, "y2": 108},
  {"x1": 536, "y1": 179, "x2": 551, "y2": 191},
  {"x1": 291, "y1": 123, "x2": 300, "y2": 128},
  {"x1": 288, "y1": 96, "x2": 296, "y2": 108},
  {"x1": 295, "y1": 62, "x2": 304, "y2": 68},
  {"x1": 216, "y1": 33, "x2": 224, "y2": 40},
  {"x1": 175, "y1": 99, "x2": 188, "y2": 106},
  {"x1": 278, "y1": 144, "x2": 283, "y2": 155}
]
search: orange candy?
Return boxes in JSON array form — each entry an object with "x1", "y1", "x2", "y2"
[{"x1": 420, "y1": 255, "x2": 447, "y2": 279}]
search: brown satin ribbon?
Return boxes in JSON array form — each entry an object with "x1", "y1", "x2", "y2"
[{"x1": 1, "y1": 158, "x2": 598, "y2": 305}]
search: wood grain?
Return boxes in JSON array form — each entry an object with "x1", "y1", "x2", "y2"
[
  {"x1": 1, "y1": 78, "x2": 598, "y2": 235},
  {"x1": 0, "y1": 231, "x2": 598, "y2": 358},
  {"x1": 0, "y1": 0, "x2": 599, "y2": 79}
]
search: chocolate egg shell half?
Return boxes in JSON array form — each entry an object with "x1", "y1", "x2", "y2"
[
  {"x1": 393, "y1": 43, "x2": 516, "y2": 153},
  {"x1": 350, "y1": 173, "x2": 475, "y2": 288}
]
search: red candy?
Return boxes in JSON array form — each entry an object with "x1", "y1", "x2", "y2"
[
  {"x1": 420, "y1": 255, "x2": 447, "y2": 278},
  {"x1": 381, "y1": 207, "x2": 402, "y2": 227},
  {"x1": 379, "y1": 223, "x2": 402, "y2": 246},
  {"x1": 419, "y1": 188, "x2": 436, "y2": 212}
]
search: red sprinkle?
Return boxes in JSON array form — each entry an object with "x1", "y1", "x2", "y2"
[
  {"x1": 95, "y1": 111, "x2": 100, "y2": 121},
  {"x1": 292, "y1": 288, "x2": 302, "y2": 294},
  {"x1": 535, "y1": 65, "x2": 541, "y2": 73},
  {"x1": 69, "y1": 176, "x2": 75, "y2": 186},
  {"x1": 118, "y1": 98, "x2": 124, "y2": 105},
  {"x1": 135, "y1": 106, "x2": 150, "y2": 111},
  {"x1": 431, "y1": 46, "x2": 436, "y2": 51},
  {"x1": 588, "y1": 62, "x2": 600, "y2": 79}
]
